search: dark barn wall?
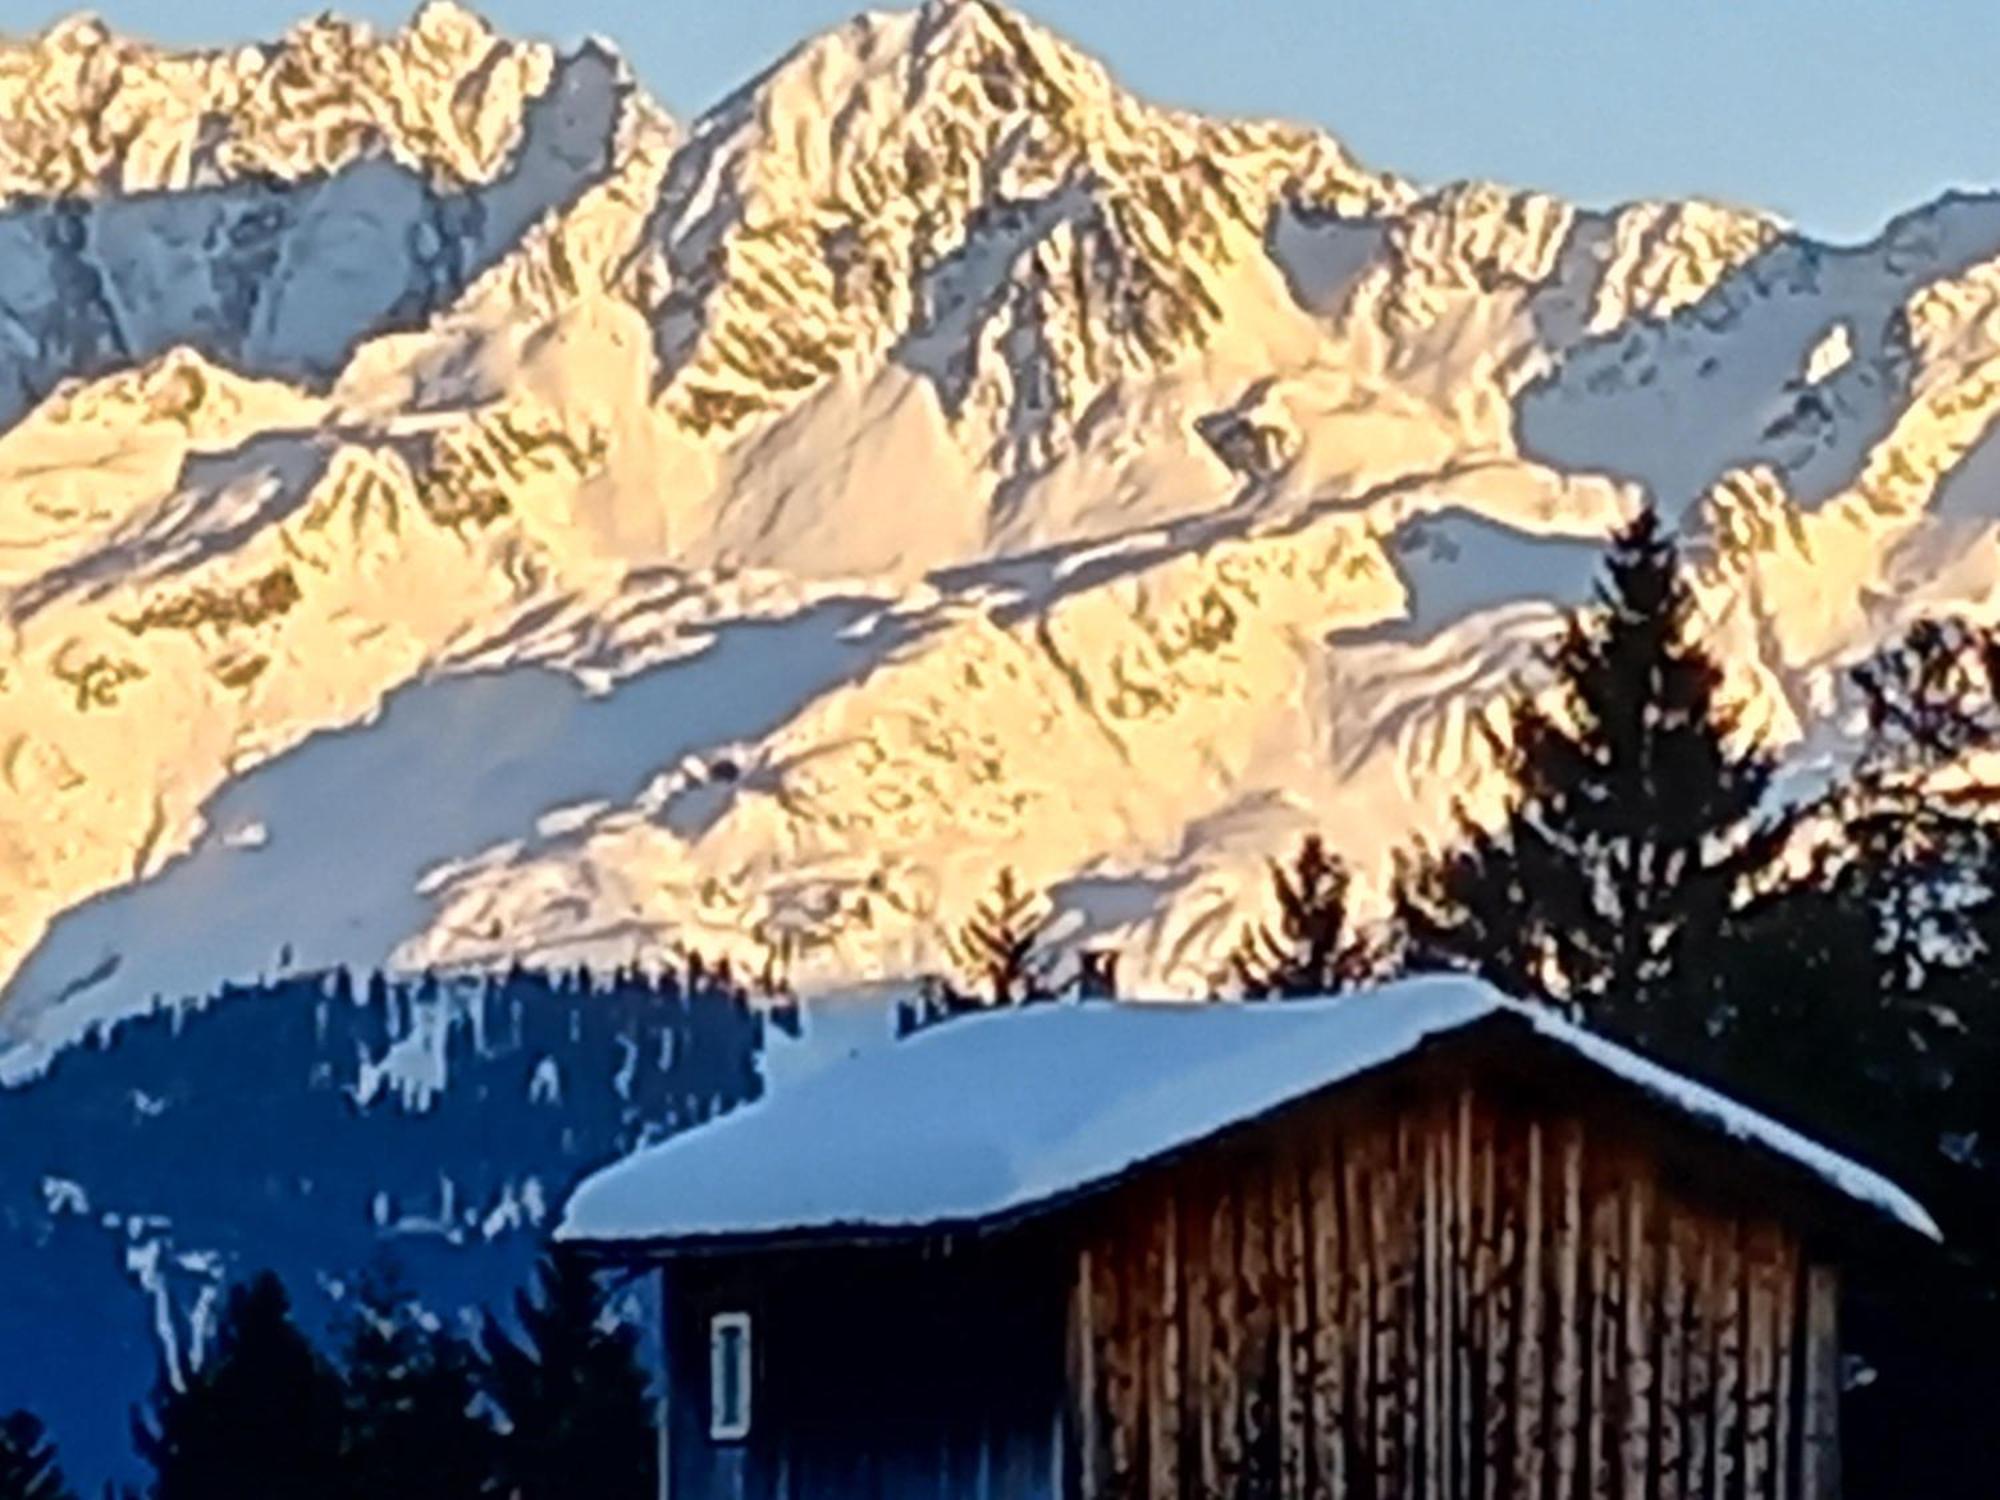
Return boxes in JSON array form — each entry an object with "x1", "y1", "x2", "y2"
[
  {"x1": 1064, "y1": 1069, "x2": 1844, "y2": 1500},
  {"x1": 663, "y1": 1237, "x2": 1067, "y2": 1499}
]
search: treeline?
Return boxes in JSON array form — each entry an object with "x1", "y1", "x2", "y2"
[
  {"x1": 0, "y1": 959, "x2": 782, "y2": 1491},
  {"x1": 0, "y1": 1254, "x2": 655, "y2": 1500},
  {"x1": 14, "y1": 958, "x2": 779, "y2": 1253},
  {"x1": 924, "y1": 511, "x2": 2000, "y2": 1491}
]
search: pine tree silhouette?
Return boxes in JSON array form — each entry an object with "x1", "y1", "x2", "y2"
[
  {"x1": 1396, "y1": 508, "x2": 1780, "y2": 1049},
  {"x1": 1716, "y1": 617, "x2": 2000, "y2": 1195},
  {"x1": 950, "y1": 867, "x2": 1054, "y2": 1007},
  {"x1": 1708, "y1": 618, "x2": 2000, "y2": 1497},
  {"x1": 479, "y1": 1256, "x2": 655, "y2": 1500},
  {"x1": 0, "y1": 1412, "x2": 72, "y2": 1500},
  {"x1": 338, "y1": 1261, "x2": 496, "y2": 1500},
  {"x1": 901, "y1": 868, "x2": 1059, "y2": 1032},
  {"x1": 1228, "y1": 835, "x2": 1377, "y2": 998},
  {"x1": 134, "y1": 1273, "x2": 345, "y2": 1500},
  {"x1": 1845, "y1": 617, "x2": 2000, "y2": 993}
]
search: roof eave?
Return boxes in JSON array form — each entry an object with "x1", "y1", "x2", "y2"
[{"x1": 558, "y1": 1006, "x2": 1940, "y2": 1260}]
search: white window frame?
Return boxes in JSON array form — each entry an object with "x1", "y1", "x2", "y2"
[{"x1": 708, "y1": 1311, "x2": 753, "y2": 1442}]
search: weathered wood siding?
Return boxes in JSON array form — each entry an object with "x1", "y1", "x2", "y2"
[{"x1": 1067, "y1": 1079, "x2": 1842, "y2": 1500}]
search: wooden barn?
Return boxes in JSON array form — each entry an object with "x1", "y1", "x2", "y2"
[{"x1": 558, "y1": 976, "x2": 1936, "y2": 1500}]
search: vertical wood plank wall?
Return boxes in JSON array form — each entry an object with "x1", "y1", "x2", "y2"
[{"x1": 1067, "y1": 1085, "x2": 1841, "y2": 1500}]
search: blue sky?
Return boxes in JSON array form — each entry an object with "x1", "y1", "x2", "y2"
[{"x1": 8, "y1": 0, "x2": 1999, "y2": 243}]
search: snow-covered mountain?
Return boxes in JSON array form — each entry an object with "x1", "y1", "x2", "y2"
[{"x1": 6, "y1": 0, "x2": 2000, "y2": 1047}]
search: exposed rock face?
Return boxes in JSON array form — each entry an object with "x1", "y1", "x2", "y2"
[
  {"x1": 6, "y1": 0, "x2": 2000, "y2": 1049},
  {"x1": 0, "y1": 3, "x2": 553, "y2": 194}
]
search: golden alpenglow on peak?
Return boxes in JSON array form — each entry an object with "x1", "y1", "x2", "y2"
[{"x1": 3, "y1": 5, "x2": 2000, "y2": 1037}]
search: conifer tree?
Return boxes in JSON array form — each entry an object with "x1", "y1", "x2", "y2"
[
  {"x1": 338, "y1": 1263, "x2": 496, "y2": 1499},
  {"x1": 0, "y1": 1412, "x2": 72, "y2": 1500},
  {"x1": 1228, "y1": 835, "x2": 1377, "y2": 998},
  {"x1": 1845, "y1": 617, "x2": 2000, "y2": 992},
  {"x1": 1709, "y1": 618, "x2": 2000, "y2": 1497},
  {"x1": 1715, "y1": 623, "x2": 2000, "y2": 1127},
  {"x1": 1397, "y1": 508, "x2": 1780, "y2": 1050},
  {"x1": 903, "y1": 867, "x2": 1057, "y2": 1031},
  {"x1": 479, "y1": 1256, "x2": 655, "y2": 1500},
  {"x1": 950, "y1": 866, "x2": 1054, "y2": 1007},
  {"x1": 134, "y1": 1273, "x2": 345, "y2": 1500},
  {"x1": 1728, "y1": 620, "x2": 2000, "y2": 1183},
  {"x1": 1708, "y1": 853, "x2": 1907, "y2": 1137}
]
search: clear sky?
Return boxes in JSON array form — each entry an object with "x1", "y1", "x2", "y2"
[{"x1": 6, "y1": 0, "x2": 1998, "y2": 244}]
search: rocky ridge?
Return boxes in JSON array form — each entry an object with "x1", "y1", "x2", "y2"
[{"x1": 4, "y1": 0, "x2": 2000, "y2": 1048}]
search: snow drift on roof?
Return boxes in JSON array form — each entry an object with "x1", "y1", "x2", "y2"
[{"x1": 556, "y1": 975, "x2": 1939, "y2": 1247}]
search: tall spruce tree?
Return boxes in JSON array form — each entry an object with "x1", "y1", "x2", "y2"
[
  {"x1": 1845, "y1": 617, "x2": 2000, "y2": 1000},
  {"x1": 0, "y1": 1413, "x2": 72, "y2": 1500},
  {"x1": 1228, "y1": 835, "x2": 1377, "y2": 998},
  {"x1": 1397, "y1": 508, "x2": 1779, "y2": 1050},
  {"x1": 134, "y1": 1273, "x2": 346, "y2": 1500},
  {"x1": 1710, "y1": 618, "x2": 2000, "y2": 1497},
  {"x1": 338, "y1": 1263, "x2": 496, "y2": 1499},
  {"x1": 1795, "y1": 619, "x2": 2000, "y2": 1198},
  {"x1": 1720, "y1": 621, "x2": 2000, "y2": 1141},
  {"x1": 479, "y1": 1256, "x2": 655, "y2": 1500}
]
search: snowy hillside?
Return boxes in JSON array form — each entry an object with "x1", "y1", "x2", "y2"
[
  {"x1": 6, "y1": 0, "x2": 2000, "y2": 1046},
  {"x1": 0, "y1": 963, "x2": 774, "y2": 1484}
]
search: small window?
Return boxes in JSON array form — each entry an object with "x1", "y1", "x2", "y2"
[{"x1": 708, "y1": 1311, "x2": 752, "y2": 1442}]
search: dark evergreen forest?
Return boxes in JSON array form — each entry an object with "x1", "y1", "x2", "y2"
[{"x1": 0, "y1": 961, "x2": 778, "y2": 1490}]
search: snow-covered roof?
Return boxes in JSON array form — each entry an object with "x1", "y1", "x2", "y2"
[{"x1": 557, "y1": 975, "x2": 1938, "y2": 1248}]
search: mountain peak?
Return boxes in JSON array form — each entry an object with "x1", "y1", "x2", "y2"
[
  {"x1": 6, "y1": 2, "x2": 2000, "y2": 1073},
  {"x1": 907, "y1": 0, "x2": 1117, "y2": 107},
  {"x1": 697, "y1": 0, "x2": 1115, "y2": 145},
  {"x1": 0, "y1": 2, "x2": 563, "y2": 198},
  {"x1": 408, "y1": 0, "x2": 495, "y2": 43},
  {"x1": 649, "y1": 0, "x2": 1402, "y2": 443}
]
